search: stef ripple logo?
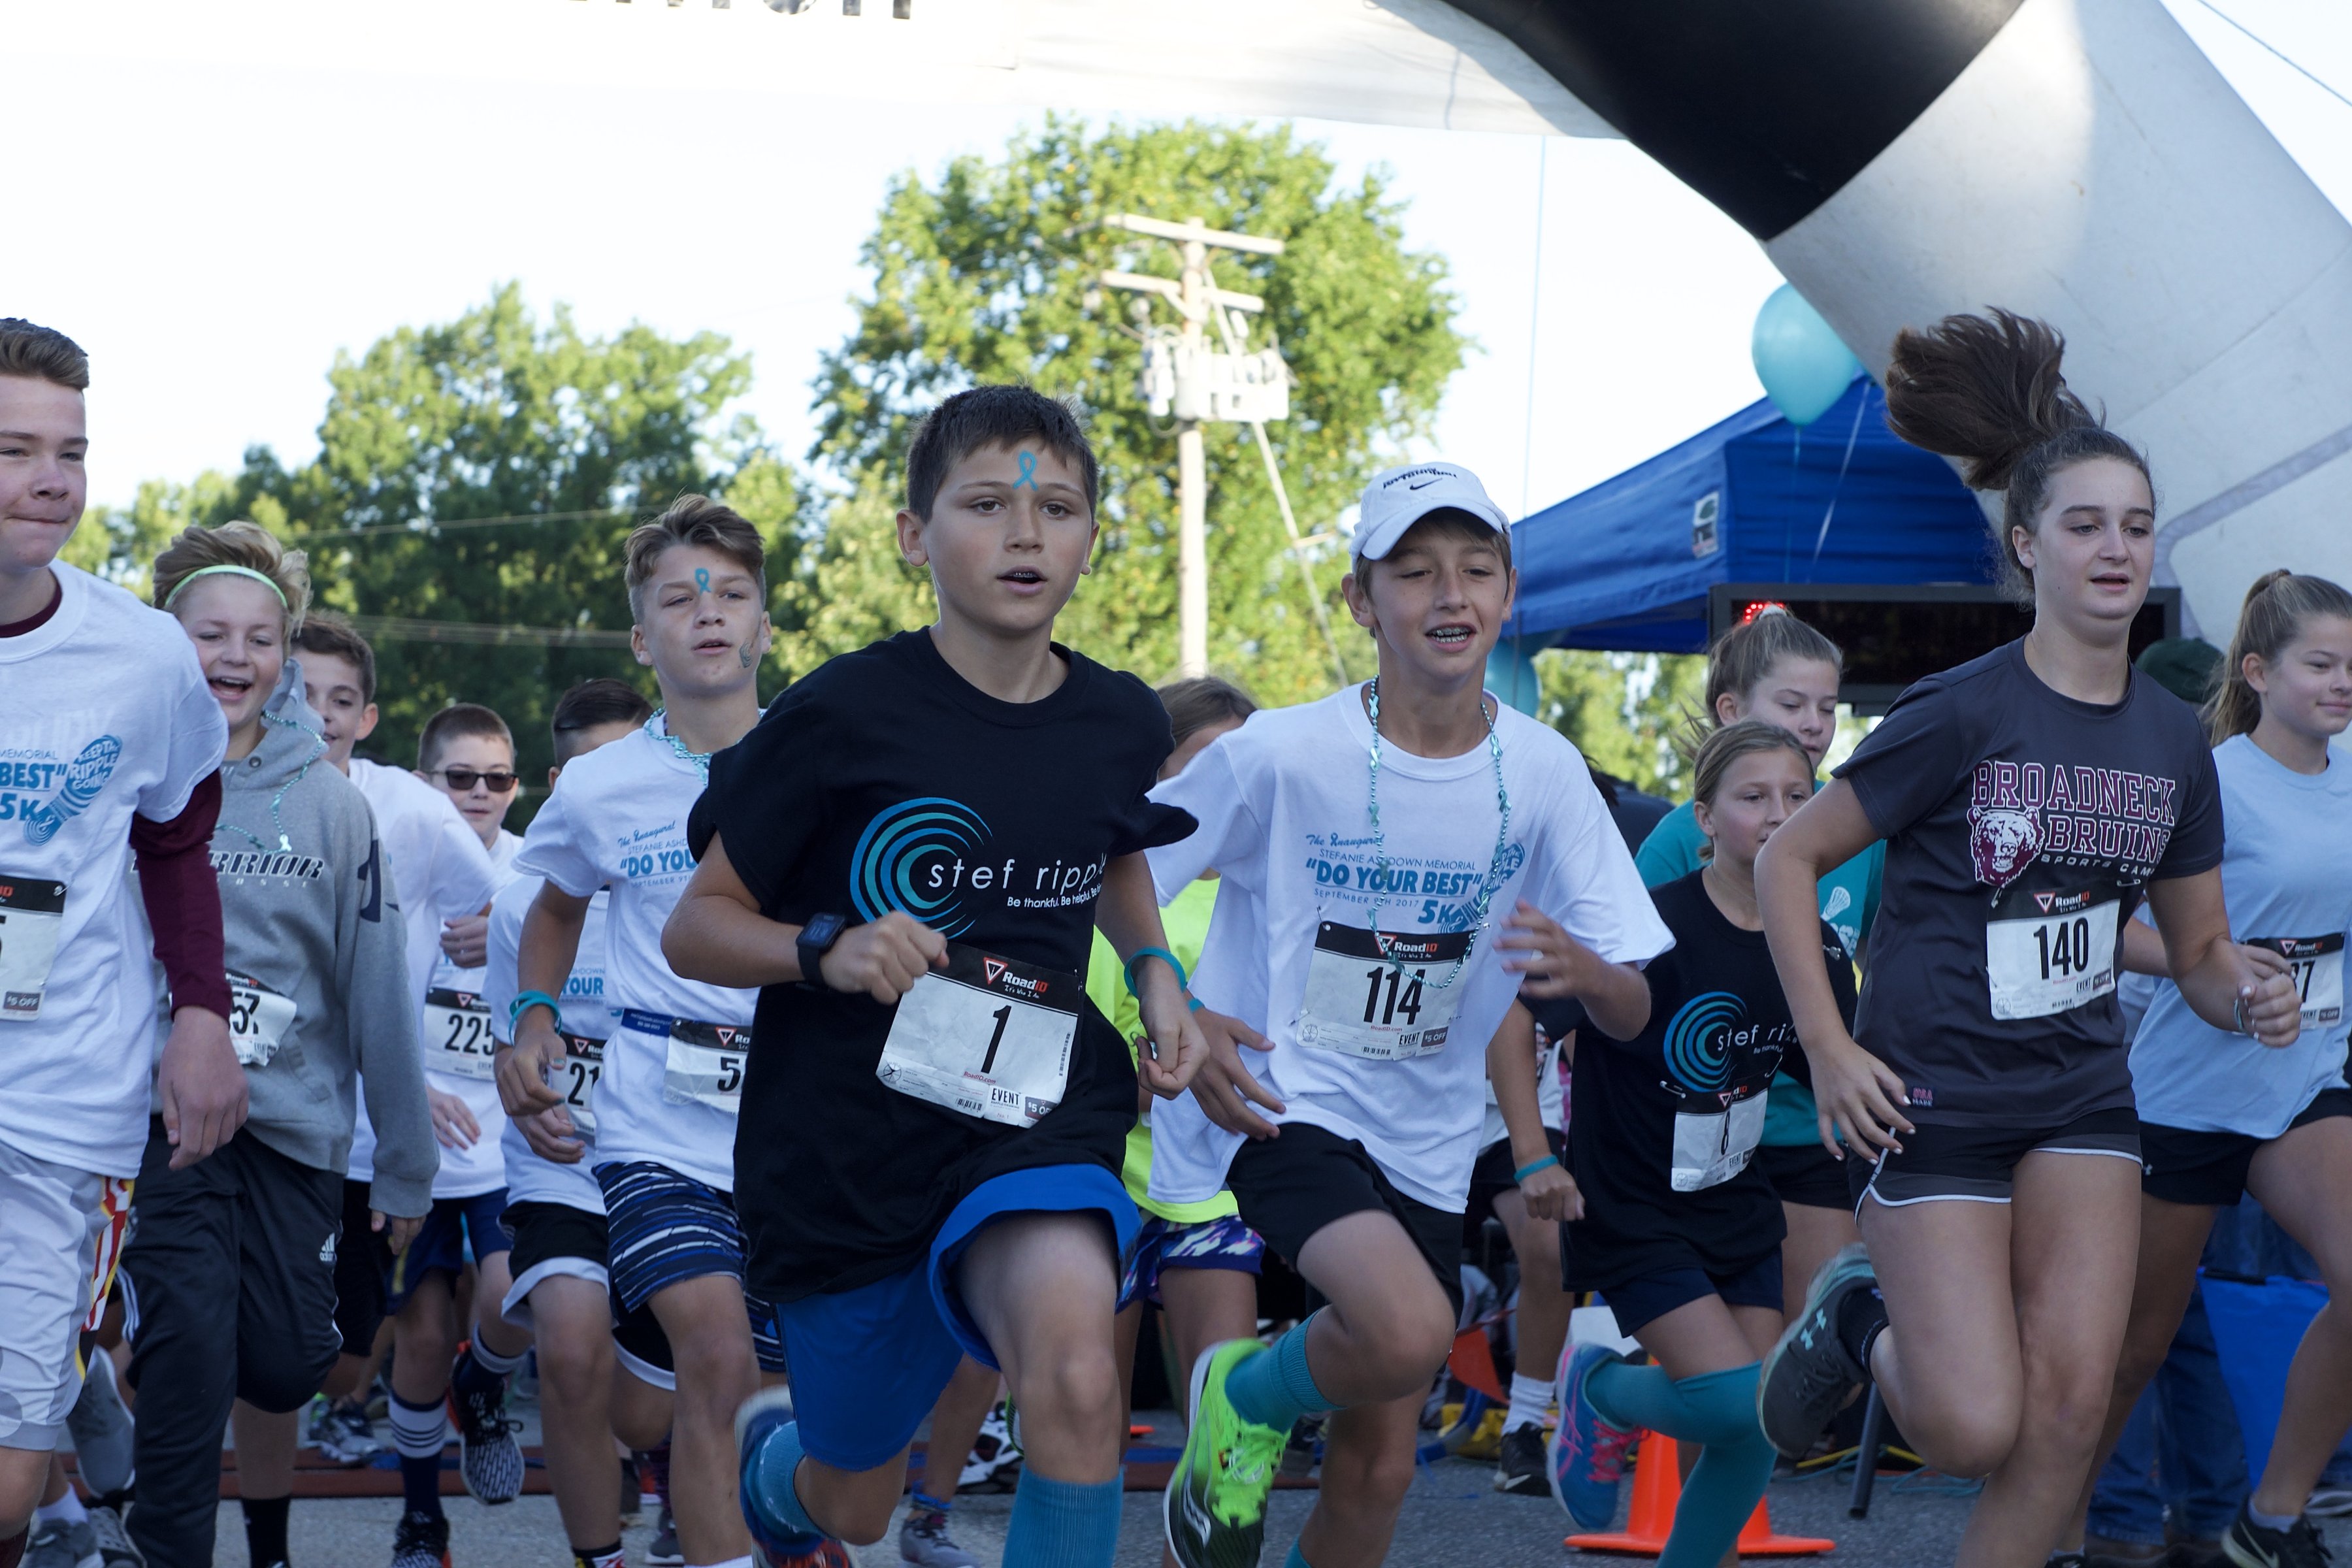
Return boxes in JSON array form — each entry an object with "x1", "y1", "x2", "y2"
[
  {"x1": 23, "y1": 735, "x2": 123, "y2": 847},
  {"x1": 1663, "y1": 990, "x2": 1746, "y2": 1096},
  {"x1": 851, "y1": 796, "x2": 990, "y2": 938}
]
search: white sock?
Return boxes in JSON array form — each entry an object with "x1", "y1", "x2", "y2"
[
  {"x1": 690, "y1": 1557, "x2": 755, "y2": 1568},
  {"x1": 2247, "y1": 1503, "x2": 2300, "y2": 1532},
  {"x1": 388, "y1": 1392, "x2": 449, "y2": 1460},
  {"x1": 1505, "y1": 1371, "x2": 1554, "y2": 1432},
  {"x1": 36, "y1": 1492, "x2": 88, "y2": 1527}
]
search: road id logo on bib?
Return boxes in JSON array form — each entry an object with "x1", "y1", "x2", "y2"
[
  {"x1": 1985, "y1": 883, "x2": 2121, "y2": 1021},
  {"x1": 877, "y1": 942, "x2": 1078, "y2": 1129}
]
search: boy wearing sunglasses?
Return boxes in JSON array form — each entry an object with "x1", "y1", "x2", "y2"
[{"x1": 365, "y1": 702, "x2": 537, "y2": 1557}]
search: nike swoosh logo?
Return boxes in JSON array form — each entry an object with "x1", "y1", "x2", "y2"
[{"x1": 1407, "y1": 478, "x2": 1440, "y2": 489}]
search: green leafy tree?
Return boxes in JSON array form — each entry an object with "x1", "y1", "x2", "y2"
[
  {"x1": 107, "y1": 287, "x2": 803, "y2": 821},
  {"x1": 1535, "y1": 649, "x2": 1708, "y2": 800},
  {"x1": 802, "y1": 116, "x2": 1468, "y2": 703}
]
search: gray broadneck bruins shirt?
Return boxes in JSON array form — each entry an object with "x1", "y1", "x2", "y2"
[
  {"x1": 146, "y1": 659, "x2": 436, "y2": 1217},
  {"x1": 1835, "y1": 639, "x2": 2224, "y2": 1129}
]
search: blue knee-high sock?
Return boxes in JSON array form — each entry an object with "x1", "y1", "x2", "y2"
[
  {"x1": 387, "y1": 1392, "x2": 448, "y2": 1518},
  {"x1": 1284, "y1": 1543, "x2": 1314, "y2": 1568},
  {"x1": 742, "y1": 1418, "x2": 823, "y2": 1544},
  {"x1": 1587, "y1": 1362, "x2": 1774, "y2": 1568},
  {"x1": 1002, "y1": 1472, "x2": 1123, "y2": 1568},
  {"x1": 1226, "y1": 1312, "x2": 1337, "y2": 1431}
]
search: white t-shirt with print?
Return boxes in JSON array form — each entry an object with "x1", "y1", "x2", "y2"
[
  {"x1": 0, "y1": 564, "x2": 229, "y2": 1176},
  {"x1": 1479, "y1": 1026, "x2": 1565, "y2": 1152},
  {"x1": 419, "y1": 828, "x2": 521, "y2": 1198},
  {"x1": 346, "y1": 758, "x2": 498, "y2": 1184},
  {"x1": 515, "y1": 717, "x2": 759, "y2": 1194},
  {"x1": 484, "y1": 873, "x2": 610, "y2": 1214},
  {"x1": 1145, "y1": 687, "x2": 1672, "y2": 1211}
]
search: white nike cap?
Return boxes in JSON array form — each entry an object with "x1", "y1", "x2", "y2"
[{"x1": 1350, "y1": 462, "x2": 1512, "y2": 563}]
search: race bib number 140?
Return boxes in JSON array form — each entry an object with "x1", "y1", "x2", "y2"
[
  {"x1": 1985, "y1": 884, "x2": 2121, "y2": 1021},
  {"x1": 877, "y1": 943, "x2": 1077, "y2": 1129}
]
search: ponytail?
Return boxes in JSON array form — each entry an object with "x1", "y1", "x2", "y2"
[
  {"x1": 1684, "y1": 605, "x2": 1842, "y2": 752},
  {"x1": 1884, "y1": 309, "x2": 2151, "y2": 605},
  {"x1": 2206, "y1": 570, "x2": 2352, "y2": 743}
]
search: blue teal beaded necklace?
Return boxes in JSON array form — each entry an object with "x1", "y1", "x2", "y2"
[{"x1": 1363, "y1": 678, "x2": 1512, "y2": 990}]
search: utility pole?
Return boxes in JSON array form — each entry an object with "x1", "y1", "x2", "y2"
[{"x1": 1098, "y1": 213, "x2": 1293, "y2": 678}]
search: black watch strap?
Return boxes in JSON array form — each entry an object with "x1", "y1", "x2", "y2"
[{"x1": 798, "y1": 913, "x2": 848, "y2": 989}]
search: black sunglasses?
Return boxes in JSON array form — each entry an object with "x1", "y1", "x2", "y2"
[{"x1": 434, "y1": 766, "x2": 519, "y2": 794}]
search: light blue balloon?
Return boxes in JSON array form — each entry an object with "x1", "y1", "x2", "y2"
[
  {"x1": 1486, "y1": 639, "x2": 1544, "y2": 717},
  {"x1": 1752, "y1": 283, "x2": 1863, "y2": 427}
]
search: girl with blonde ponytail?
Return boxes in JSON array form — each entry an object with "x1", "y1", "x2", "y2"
[
  {"x1": 2080, "y1": 568, "x2": 2352, "y2": 1562},
  {"x1": 1748, "y1": 310, "x2": 2302, "y2": 1568}
]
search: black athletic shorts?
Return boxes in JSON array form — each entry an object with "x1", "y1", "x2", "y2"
[
  {"x1": 1595, "y1": 1247, "x2": 1784, "y2": 1337},
  {"x1": 500, "y1": 1200, "x2": 676, "y2": 1381},
  {"x1": 1757, "y1": 1141, "x2": 1851, "y2": 1211},
  {"x1": 1463, "y1": 1128, "x2": 1568, "y2": 1245},
  {"x1": 332, "y1": 1179, "x2": 396, "y2": 1356},
  {"x1": 1850, "y1": 1107, "x2": 2142, "y2": 1210},
  {"x1": 2140, "y1": 1087, "x2": 2352, "y2": 1207},
  {"x1": 1228, "y1": 1123, "x2": 1465, "y2": 1319}
]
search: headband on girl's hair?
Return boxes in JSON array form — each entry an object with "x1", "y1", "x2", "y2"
[{"x1": 161, "y1": 563, "x2": 289, "y2": 612}]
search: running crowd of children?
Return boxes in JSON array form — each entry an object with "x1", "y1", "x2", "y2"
[{"x1": 3, "y1": 299, "x2": 2348, "y2": 1568}]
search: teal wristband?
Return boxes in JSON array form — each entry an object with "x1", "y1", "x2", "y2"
[
  {"x1": 509, "y1": 990, "x2": 566, "y2": 1034},
  {"x1": 1187, "y1": 994, "x2": 1204, "y2": 1013},
  {"x1": 1123, "y1": 946, "x2": 1188, "y2": 999},
  {"x1": 1514, "y1": 1154, "x2": 1561, "y2": 1183}
]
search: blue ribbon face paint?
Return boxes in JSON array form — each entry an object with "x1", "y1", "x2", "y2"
[
  {"x1": 694, "y1": 566, "x2": 711, "y2": 594},
  {"x1": 1014, "y1": 450, "x2": 1040, "y2": 490}
]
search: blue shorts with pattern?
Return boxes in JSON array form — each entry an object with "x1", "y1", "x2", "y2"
[
  {"x1": 595, "y1": 1160, "x2": 786, "y2": 1373},
  {"x1": 1117, "y1": 1213, "x2": 1264, "y2": 1311}
]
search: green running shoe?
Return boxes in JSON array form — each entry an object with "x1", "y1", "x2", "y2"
[{"x1": 1165, "y1": 1339, "x2": 1288, "y2": 1568}]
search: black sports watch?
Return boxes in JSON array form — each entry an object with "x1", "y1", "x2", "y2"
[{"x1": 798, "y1": 913, "x2": 849, "y2": 990}]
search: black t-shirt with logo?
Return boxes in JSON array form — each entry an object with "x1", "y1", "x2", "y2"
[
  {"x1": 1564, "y1": 873, "x2": 1853, "y2": 1291},
  {"x1": 1833, "y1": 640, "x2": 2223, "y2": 1128},
  {"x1": 689, "y1": 630, "x2": 1194, "y2": 1302}
]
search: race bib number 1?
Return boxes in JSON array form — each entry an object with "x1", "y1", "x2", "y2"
[
  {"x1": 424, "y1": 987, "x2": 498, "y2": 1080},
  {"x1": 0, "y1": 876, "x2": 67, "y2": 1020},
  {"x1": 2247, "y1": 934, "x2": 2345, "y2": 1029},
  {"x1": 877, "y1": 943, "x2": 1077, "y2": 1129},
  {"x1": 1296, "y1": 923, "x2": 1471, "y2": 1060},
  {"x1": 226, "y1": 970, "x2": 297, "y2": 1067},
  {"x1": 1985, "y1": 884, "x2": 2121, "y2": 1021}
]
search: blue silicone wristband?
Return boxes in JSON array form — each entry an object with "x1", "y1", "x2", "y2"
[
  {"x1": 1123, "y1": 946, "x2": 1189, "y2": 999},
  {"x1": 509, "y1": 990, "x2": 566, "y2": 1034},
  {"x1": 1514, "y1": 1154, "x2": 1561, "y2": 1183}
]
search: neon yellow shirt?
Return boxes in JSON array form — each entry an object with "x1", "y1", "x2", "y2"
[{"x1": 1084, "y1": 878, "x2": 1236, "y2": 1224}]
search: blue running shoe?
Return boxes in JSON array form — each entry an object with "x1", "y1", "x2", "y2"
[
  {"x1": 1547, "y1": 1343, "x2": 1637, "y2": 1530},
  {"x1": 732, "y1": 1387, "x2": 849, "y2": 1568}
]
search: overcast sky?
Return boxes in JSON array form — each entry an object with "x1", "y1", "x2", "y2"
[{"x1": 14, "y1": 0, "x2": 2348, "y2": 523}]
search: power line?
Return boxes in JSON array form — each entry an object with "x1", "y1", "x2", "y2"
[
  {"x1": 2190, "y1": 0, "x2": 2352, "y2": 112},
  {"x1": 282, "y1": 506, "x2": 638, "y2": 545},
  {"x1": 348, "y1": 615, "x2": 633, "y2": 649}
]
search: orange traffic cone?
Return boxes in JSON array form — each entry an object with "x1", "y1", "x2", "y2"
[{"x1": 1564, "y1": 1435, "x2": 1835, "y2": 1556}]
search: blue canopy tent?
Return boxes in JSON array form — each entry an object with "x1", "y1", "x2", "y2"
[{"x1": 1503, "y1": 377, "x2": 1993, "y2": 653}]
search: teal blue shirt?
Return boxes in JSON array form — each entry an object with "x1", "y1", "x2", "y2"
[{"x1": 1633, "y1": 797, "x2": 1883, "y2": 1146}]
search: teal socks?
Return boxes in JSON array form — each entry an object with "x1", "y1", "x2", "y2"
[
  {"x1": 1284, "y1": 1543, "x2": 1315, "y2": 1568},
  {"x1": 1002, "y1": 1471, "x2": 1123, "y2": 1567},
  {"x1": 1586, "y1": 1361, "x2": 1774, "y2": 1568},
  {"x1": 1226, "y1": 1313, "x2": 1337, "y2": 1431},
  {"x1": 743, "y1": 1418, "x2": 822, "y2": 1544}
]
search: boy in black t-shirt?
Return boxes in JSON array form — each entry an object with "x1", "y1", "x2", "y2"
[{"x1": 665, "y1": 387, "x2": 1206, "y2": 1568}]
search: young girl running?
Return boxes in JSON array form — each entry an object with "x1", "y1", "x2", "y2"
[
  {"x1": 1636, "y1": 608, "x2": 1880, "y2": 1322},
  {"x1": 1551, "y1": 721, "x2": 1852, "y2": 1566},
  {"x1": 2063, "y1": 570, "x2": 2352, "y2": 1568},
  {"x1": 1751, "y1": 310, "x2": 2303, "y2": 1568}
]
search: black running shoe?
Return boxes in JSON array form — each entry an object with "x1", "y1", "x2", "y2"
[
  {"x1": 389, "y1": 1509, "x2": 450, "y2": 1568},
  {"x1": 1492, "y1": 1424, "x2": 1549, "y2": 1496},
  {"x1": 1756, "y1": 1241, "x2": 1876, "y2": 1460},
  {"x1": 2223, "y1": 1505, "x2": 2332, "y2": 1568},
  {"x1": 447, "y1": 1359, "x2": 525, "y2": 1505}
]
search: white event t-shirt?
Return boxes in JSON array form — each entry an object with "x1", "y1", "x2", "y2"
[
  {"x1": 514, "y1": 716, "x2": 759, "y2": 1193},
  {"x1": 0, "y1": 564, "x2": 228, "y2": 1177},
  {"x1": 1478, "y1": 1024, "x2": 1565, "y2": 1152},
  {"x1": 345, "y1": 758, "x2": 498, "y2": 1184},
  {"x1": 484, "y1": 873, "x2": 610, "y2": 1214},
  {"x1": 2131, "y1": 734, "x2": 2352, "y2": 1138},
  {"x1": 1145, "y1": 687, "x2": 1672, "y2": 1211},
  {"x1": 420, "y1": 828, "x2": 521, "y2": 1198}
]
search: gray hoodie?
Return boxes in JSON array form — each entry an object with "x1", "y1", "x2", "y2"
[{"x1": 150, "y1": 660, "x2": 437, "y2": 1217}]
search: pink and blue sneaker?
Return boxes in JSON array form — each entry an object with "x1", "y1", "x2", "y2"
[{"x1": 1546, "y1": 1343, "x2": 1638, "y2": 1530}]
